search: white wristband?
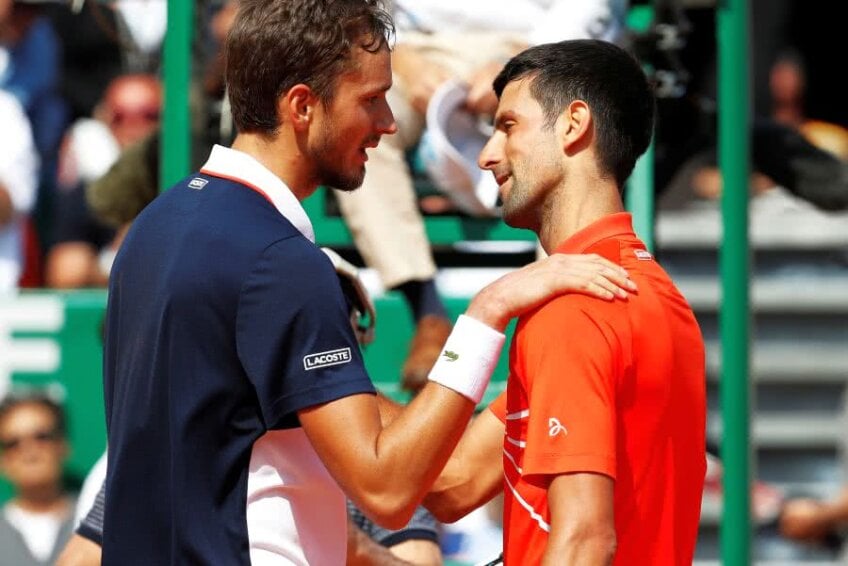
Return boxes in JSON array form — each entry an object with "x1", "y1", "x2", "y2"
[{"x1": 427, "y1": 315, "x2": 506, "y2": 404}]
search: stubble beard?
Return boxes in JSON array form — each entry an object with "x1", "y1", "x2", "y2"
[
  {"x1": 501, "y1": 169, "x2": 541, "y2": 230},
  {"x1": 312, "y1": 122, "x2": 366, "y2": 192},
  {"x1": 502, "y1": 142, "x2": 564, "y2": 233},
  {"x1": 318, "y1": 158, "x2": 365, "y2": 192}
]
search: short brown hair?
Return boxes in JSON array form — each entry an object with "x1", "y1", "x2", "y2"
[{"x1": 226, "y1": 0, "x2": 394, "y2": 136}]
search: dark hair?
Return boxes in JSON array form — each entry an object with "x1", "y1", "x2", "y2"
[
  {"x1": 226, "y1": 0, "x2": 394, "y2": 135},
  {"x1": 0, "y1": 393, "x2": 67, "y2": 438},
  {"x1": 493, "y1": 39, "x2": 655, "y2": 189}
]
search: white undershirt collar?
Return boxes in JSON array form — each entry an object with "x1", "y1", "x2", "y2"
[{"x1": 200, "y1": 145, "x2": 315, "y2": 243}]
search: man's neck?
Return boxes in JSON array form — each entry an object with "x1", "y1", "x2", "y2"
[
  {"x1": 538, "y1": 183, "x2": 624, "y2": 254},
  {"x1": 231, "y1": 132, "x2": 317, "y2": 201},
  {"x1": 11, "y1": 489, "x2": 69, "y2": 515}
]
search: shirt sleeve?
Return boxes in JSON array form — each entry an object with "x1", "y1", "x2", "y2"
[
  {"x1": 488, "y1": 390, "x2": 508, "y2": 424},
  {"x1": 517, "y1": 302, "x2": 621, "y2": 481},
  {"x1": 76, "y1": 479, "x2": 106, "y2": 545},
  {"x1": 236, "y1": 237, "x2": 375, "y2": 430}
]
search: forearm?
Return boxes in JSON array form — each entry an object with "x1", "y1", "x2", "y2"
[
  {"x1": 423, "y1": 451, "x2": 501, "y2": 523},
  {"x1": 55, "y1": 534, "x2": 103, "y2": 566},
  {"x1": 424, "y1": 409, "x2": 505, "y2": 523},
  {"x1": 365, "y1": 314, "x2": 506, "y2": 508},
  {"x1": 544, "y1": 473, "x2": 616, "y2": 566},
  {"x1": 542, "y1": 531, "x2": 616, "y2": 566},
  {"x1": 304, "y1": 315, "x2": 504, "y2": 528},
  {"x1": 303, "y1": 388, "x2": 476, "y2": 529},
  {"x1": 365, "y1": 385, "x2": 477, "y2": 523}
]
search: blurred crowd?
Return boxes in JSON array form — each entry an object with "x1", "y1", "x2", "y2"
[
  {"x1": 1, "y1": 0, "x2": 846, "y2": 293},
  {"x1": 1, "y1": 0, "x2": 847, "y2": 564},
  {"x1": 0, "y1": 0, "x2": 228, "y2": 295}
]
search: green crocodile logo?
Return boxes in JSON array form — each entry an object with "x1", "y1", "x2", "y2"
[{"x1": 442, "y1": 350, "x2": 459, "y2": 362}]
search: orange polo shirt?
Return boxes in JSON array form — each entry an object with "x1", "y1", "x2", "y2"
[{"x1": 489, "y1": 212, "x2": 706, "y2": 565}]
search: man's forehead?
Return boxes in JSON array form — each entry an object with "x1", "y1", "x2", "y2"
[
  {"x1": 339, "y1": 45, "x2": 392, "y2": 90},
  {"x1": 495, "y1": 78, "x2": 538, "y2": 117}
]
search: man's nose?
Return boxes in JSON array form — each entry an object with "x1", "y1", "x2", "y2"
[
  {"x1": 478, "y1": 134, "x2": 503, "y2": 171},
  {"x1": 378, "y1": 101, "x2": 397, "y2": 135}
]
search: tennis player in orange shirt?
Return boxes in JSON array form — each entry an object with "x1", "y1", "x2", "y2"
[{"x1": 423, "y1": 40, "x2": 707, "y2": 565}]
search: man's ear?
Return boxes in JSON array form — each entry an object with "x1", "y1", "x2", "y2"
[
  {"x1": 279, "y1": 84, "x2": 318, "y2": 131},
  {"x1": 560, "y1": 100, "x2": 592, "y2": 152}
]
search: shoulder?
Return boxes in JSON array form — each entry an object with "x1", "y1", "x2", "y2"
[
  {"x1": 522, "y1": 293, "x2": 624, "y2": 334},
  {"x1": 238, "y1": 237, "x2": 339, "y2": 304},
  {"x1": 259, "y1": 236, "x2": 333, "y2": 274},
  {"x1": 514, "y1": 294, "x2": 628, "y2": 358}
]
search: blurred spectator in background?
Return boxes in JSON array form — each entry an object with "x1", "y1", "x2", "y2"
[
  {"x1": 45, "y1": 74, "x2": 161, "y2": 288},
  {"x1": 0, "y1": 0, "x2": 68, "y2": 165},
  {"x1": 43, "y1": 1, "x2": 123, "y2": 123},
  {"x1": 769, "y1": 49, "x2": 848, "y2": 161},
  {"x1": 80, "y1": 0, "x2": 165, "y2": 74},
  {"x1": 0, "y1": 88, "x2": 38, "y2": 291},
  {"x1": 0, "y1": 393, "x2": 75, "y2": 565},
  {"x1": 1, "y1": 0, "x2": 70, "y2": 278},
  {"x1": 665, "y1": 46, "x2": 848, "y2": 210},
  {"x1": 85, "y1": 130, "x2": 159, "y2": 235},
  {"x1": 780, "y1": 488, "x2": 848, "y2": 548},
  {"x1": 202, "y1": 0, "x2": 237, "y2": 105},
  {"x1": 653, "y1": 0, "x2": 848, "y2": 214}
]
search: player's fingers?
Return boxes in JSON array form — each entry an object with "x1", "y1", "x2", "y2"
[
  {"x1": 577, "y1": 279, "x2": 617, "y2": 301},
  {"x1": 553, "y1": 272, "x2": 615, "y2": 301},
  {"x1": 591, "y1": 271, "x2": 630, "y2": 299},
  {"x1": 555, "y1": 259, "x2": 631, "y2": 296},
  {"x1": 551, "y1": 253, "x2": 620, "y2": 275},
  {"x1": 597, "y1": 266, "x2": 637, "y2": 294},
  {"x1": 587, "y1": 253, "x2": 632, "y2": 279},
  {"x1": 561, "y1": 253, "x2": 636, "y2": 292}
]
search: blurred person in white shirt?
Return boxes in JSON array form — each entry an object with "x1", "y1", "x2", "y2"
[
  {"x1": 0, "y1": 392, "x2": 75, "y2": 565},
  {"x1": 0, "y1": 88, "x2": 38, "y2": 291}
]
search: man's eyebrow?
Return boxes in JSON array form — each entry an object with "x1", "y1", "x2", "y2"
[
  {"x1": 494, "y1": 110, "x2": 516, "y2": 129},
  {"x1": 362, "y1": 81, "x2": 392, "y2": 98}
]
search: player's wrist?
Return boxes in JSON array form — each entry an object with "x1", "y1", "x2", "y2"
[
  {"x1": 427, "y1": 315, "x2": 505, "y2": 404},
  {"x1": 465, "y1": 290, "x2": 508, "y2": 333}
]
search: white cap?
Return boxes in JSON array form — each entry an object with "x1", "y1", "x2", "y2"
[{"x1": 418, "y1": 80, "x2": 500, "y2": 218}]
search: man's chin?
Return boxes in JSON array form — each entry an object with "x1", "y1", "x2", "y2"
[
  {"x1": 501, "y1": 208, "x2": 534, "y2": 231},
  {"x1": 500, "y1": 207, "x2": 521, "y2": 228},
  {"x1": 323, "y1": 168, "x2": 365, "y2": 192},
  {"x1": 332, "y1": 178, "x2": 365, "y2": 193}
]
